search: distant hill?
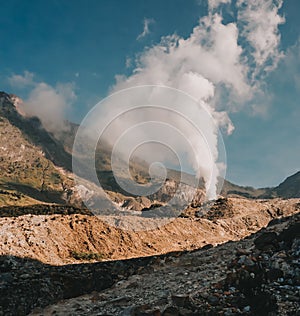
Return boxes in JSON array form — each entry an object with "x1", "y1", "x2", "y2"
[
  {"x1": 220, "y1": 179, "x2": 269, "y2": 199},
  {"x1": 221, "y1": 172, "x2": 300, "y2": 200},
  {"x1": 51, "y1": 124, "x2": 300, "y2": 202},
  {"x1": 275, "y1": 171, "x2": 300, "y2": 198}
]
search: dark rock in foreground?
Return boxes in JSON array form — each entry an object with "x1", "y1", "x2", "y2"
[{"x1": 1, "y1": 213, "x2": 298, "y2": 316}]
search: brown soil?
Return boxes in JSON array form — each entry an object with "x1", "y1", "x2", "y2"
[{"x1": 0, "y1": 197, "x2": 299, "y2": 265}]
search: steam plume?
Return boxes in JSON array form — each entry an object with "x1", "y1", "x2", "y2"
[
  {"x1": 108, "y1": 1, "x2": 284, "y2": 199},
  {"x1": 8, "y1": 71, "x2": 76, "y2": 135}
]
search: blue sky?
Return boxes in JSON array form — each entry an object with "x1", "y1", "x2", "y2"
[{"x1": 0, "y1": 0, "x2": 299, "y2": 188}]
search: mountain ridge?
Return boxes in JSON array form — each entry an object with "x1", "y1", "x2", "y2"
[{"x1": 0, "y1": 91, "x2": 299, "y2": 210}]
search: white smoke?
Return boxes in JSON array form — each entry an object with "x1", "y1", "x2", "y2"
[
  {"x1": 8, "y1": 71, "x2": 76, "y2": 134},
  {"x1": 23, "y1": 82, "x2": 76, "y2": 133},
  {"x1": 107, "y1": 1, "x2": 284, "y2": 199}
]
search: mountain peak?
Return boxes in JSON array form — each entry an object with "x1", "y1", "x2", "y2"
[
  {"x1": 0, "y1": 91, "x2": 13, "y2": 107},
  {"x1": 276, "y1": 171, "x2": 300, "y2": 198},
  {"x1": 0, "y1": 91, "x2": 26, "y2": 117},
  {"x1": 9, "y1": 94, "x2": 26, "y2": 116}
]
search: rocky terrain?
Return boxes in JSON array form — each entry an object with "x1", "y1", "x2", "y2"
[
  {"x1": 0, "y1": 92, "x2": 75, "y2": 206},
  {"x1": 0, "y1": 91, "x2": 299, "y2": 315},
  {"x1": 1, "y1": 91, "x2": 299, "y2": 212},
  {"x1": 0, "y1": 197, "x2": 299, "y2": 265},
  {"x1": 0, "y1": 91, "x2": 205, "y2": 213},
  {"x1": 0, "y1": 196, "x2": 299, "y2": 315},
  {"x1": 0, "y1": 212, "x2": 297, "y2": 315}
]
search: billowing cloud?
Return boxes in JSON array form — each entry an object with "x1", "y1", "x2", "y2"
[
  {"x1": 8, "y1": 71, "x2": 35, "y2": 88},
  {"x1": 8, "y1": 72, "x2": 76, "y2": 134},
  {"x1": 208, "y1": 0, "x2": 231, "y2": 10},
  {"x1": 137, "y1": 18, "x2": 155, "y2": 40},
  {"x1": 237, "y1": 0, "x2": 285, "y2": 77},
  {"x1": 23, "y1": 82, "x2": 76, "y2": 133},
  {"x1": 109, "y1": 13, "x2": 250, "y2": 198},
  {"x1": 106, "y1": 1, "x2": 285, "y2": 199},
  {"x1": 115, "y1": 13, "x2": 251, "y2": 116}
]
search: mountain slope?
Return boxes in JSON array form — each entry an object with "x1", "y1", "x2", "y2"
[
  {"x1": 0, "y1": 92, "x2": 75, "y2": 206},
  {"x1": 275, "y1": 171, "x2": 300, "y2": 198},
  {"x1": 55, "y1": 116, "x2": 300, "y2": 201},
  {"x1": 220, "y1": 179, "x2": 268, "y2": 198},
  {"x1": 1, "y1": 91, "x2": 299, "y2": 211}
]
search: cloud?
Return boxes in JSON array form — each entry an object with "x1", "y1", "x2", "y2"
[
  {"x1": 125, "y1": 57, "x2": 132, "y2": 68},
  {"x1": 8, "y1": 1, "x2": 286, "y2": 199},
  {"x1": 8, "y1": 72, "x2": 76, "y2": 134},
  {"x1": 106, "y1": 1, "x2": 286, "y2": 199},
  {"x1": 109, "y1": 13, "x2": 254, "y2": 198},
  {"x1": 237, "y1": 0, "x2": 285, "y2": 78},
  {"x1": 92, "y1": 72, "x2": 101, "y2": 78},
  {"x1": 137, "y1": 18, "x2": 155, "y2": 40},
  {"x1": 283, "y1": 38, "x2": 300, "y2": 90},
  {"x1": 117, "y1": 13, "x2": 251, "y2": 107},
  {"x1": 8, "y1": 71, "x2": 35, "y2": 88},
  {"x1": 22, "y1": 82, "x2": 76, "y2": 133},
  {"x1": 208, "y1": 0, "x2": 231, "y2": 10}
]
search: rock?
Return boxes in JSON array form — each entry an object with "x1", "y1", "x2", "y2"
[
  {"x1": 243, "y1": 305, "x2": 251, "y2": 312},
  {"x1": 199, "y1": 291, "x2": 209, "y2": 299},
  {"x1": 135, "y1": 307, "x2": 161, "y2": 316},
  {"x1": 267, "y1": 218, "x2": 282, "y2": 227},
  {"x1": 1, "y1": 209, "x2": 299, "y2": 315},
  {"x1": 171, "y1": 294, "x2": 190, "y2": 307},
  {"x1": 236, "y1": 248, "x2": 251, "y2": 256},
  {"x1": 207, "y1": 295, "x2": 219, "y2": 306},
  {"x1": 237, "y1": 255, "x2": 255, "y2": 267},
  {"x1": 139, "y1": 197, "x2": 152, "y2": 209},
  {"x1": 120, "y1": 304, "x2": 161, "y2": 316},
  {"x1": 250, "y1": 291, "x2": 278, "y2": 315},
  {"x1": 278, "y1": 223, "x2": 300, "y2": 246},
  {"x1": 177, "y1": 308, "x2": 198, "y2": 316},
  {"x1": 267, "y1": 268, "x2": 283, "y2": 281},
  {"x1": 201, "y1": 244, "x2": 213, "y2": 251},
  {"x1": 224, "y1": 309, "x2": 235, "y2": 316},
  {"x1": 162, "y1": 306, "x2": 179, "y2": 316},
  {"x1": 254, "y1": 232, "x2": 279, "y2": 251},
  {"x1": 0, "y1": 272, "x2": 13, "y2": 283},
  {"x1": 108, "y1": 296, "x2": 131, "y2": 305}
]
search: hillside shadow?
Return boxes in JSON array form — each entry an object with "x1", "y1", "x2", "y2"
[
  {"x1": 0, "y1": 249, "x2": 190, "y2": 315},
  {"x1": 4, "y1": 182, "x2": 66, "y2": 204},
  {"x1": 0, "y1": 255, "x2": 115, "y2": 315},
  {"x1": 0, "y1": 203, "x2": 92, "y2": 217}
]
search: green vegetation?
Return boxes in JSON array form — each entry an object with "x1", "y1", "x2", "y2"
[
  {"x1": 50, "y1": 172, "x2": 61, "y2": 185},
  {"x1": 0, "y1": 185, "x2": 41, "y2": 206},
  {"x1": 70, "y1": 250, "x2": 105, "y2": 261}
]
